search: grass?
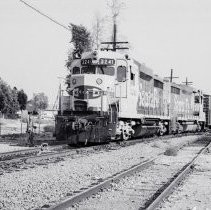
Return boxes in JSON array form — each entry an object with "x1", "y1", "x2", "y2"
[{"x1": 164, "y1": 147, "x2": 178, "y2": 156}]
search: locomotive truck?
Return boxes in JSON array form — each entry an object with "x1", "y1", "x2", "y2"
[{"x1": 55, "y1": 50, "x2": 205, "y2": 145}]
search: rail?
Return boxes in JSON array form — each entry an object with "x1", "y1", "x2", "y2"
[
  {"x1": 145, "y1": 140, "x2": 211, "y2": 210},
  {"x1": 47, "y1": 158, "x2": 157, "y2": 210},
  {"x1": 43, "y1": 135, "x2": 210, "y2": 210}
]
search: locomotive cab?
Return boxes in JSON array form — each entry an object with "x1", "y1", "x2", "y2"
[{"x1": 55, "y1": 50, "x2": 129, "y2": 144}]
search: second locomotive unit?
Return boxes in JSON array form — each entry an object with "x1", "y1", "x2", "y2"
[{"x1": 55, "y1": 50, "x2": 205, "y2": 144}]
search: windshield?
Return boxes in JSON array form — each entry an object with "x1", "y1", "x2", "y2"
[
  {"x1": 72, "y1": 67, "x2": 80, "y2": 74},
  {"x1": 78, "y1": 66, "x2": 115, "y2": 76},
  {"x1": 97, "y1": 66, "x2": 115, "y2": 76},
  {"x1": 81, "y1": 66, "x2": 96, "y2": 74}
]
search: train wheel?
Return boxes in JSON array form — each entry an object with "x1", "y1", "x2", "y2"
[
  {"x1": 121, "y1": 132, "x2": 130, "y2": 141},
  {"x1": 158, "y1": 130, "x2": 164, "y2": 136}
]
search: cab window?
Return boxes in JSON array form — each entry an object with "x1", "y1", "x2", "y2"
[
  {"x1": 97, "y1": 66, "x2": 115, "y2": 76},
  {"x1": 81, "y1": 66, "x2": 96, "y2": 74},
  {"x1": 117, "y1": 66, "x2": 126, "y2": 82},
  {"x1": 72, "y1": 67, "x2": 80, "y2": 74}
]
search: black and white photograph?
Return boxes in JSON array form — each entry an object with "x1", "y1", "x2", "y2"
[{"x1": 0, "y1": 0, "x2": 211, "y2": 209}]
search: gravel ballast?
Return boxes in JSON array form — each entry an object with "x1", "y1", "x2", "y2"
[
  {"x1": 69, "y1": 143, "x2": 205, "y2": 210},
  {"x1": 158, "y1": 152, "x2": 211, "y2": 210},
  {"x1": 0, "y1": 135, "x2": 200, "y2": 209}
]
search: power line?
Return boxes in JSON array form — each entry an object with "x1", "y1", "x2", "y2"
[
  {"x1": 19, "y1": 0, "x2": 98, "y2": 50},
  {"x1": 19, "y1": 0, "x2": 71, "y2": 32},
  {"x1": 19, "y1": 0, "x2": 93, "y2": 42}
]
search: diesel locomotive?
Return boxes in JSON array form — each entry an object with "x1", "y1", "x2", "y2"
[{"x1": 55, "y1": 50, "x2": 205, "y2": 144}]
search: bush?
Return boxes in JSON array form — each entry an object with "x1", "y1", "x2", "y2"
[{"x1": 164, "y1": 147, "x2": 178, "y2": 156}]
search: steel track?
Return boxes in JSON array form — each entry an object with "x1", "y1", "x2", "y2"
[
  {"x1": 44, "y1": 135, "x2": 210, "y2": 210},
  {"x1": 0, "y1": 148, "x2": 40, "y2": 161},
  {"x1": 0, "y1": 133, "x2": 205, "y2": 177},
  {"x1": 144, "y1": 141, "x2": 211, "y2": 210},
  {"x1": 0, "y1": 147, "x2": 77, "y2": 171},
  {"x1": 0, "y1": 143, "x2": 73, "y2": 161},
  {"x1": 0, "y1": 132, "x2": 191, "y2": 162},
  {"x1": 0, "y1": 145, "x2": 75, "y2": 174},
  {"x1": 46, "y1": 158, "x2": 158, "y2": 210}
]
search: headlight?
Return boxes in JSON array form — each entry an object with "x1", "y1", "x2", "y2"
[{"x1": 72, "y1": 79, "x2": 76, "y2": 85}]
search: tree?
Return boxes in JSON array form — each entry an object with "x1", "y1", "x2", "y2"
[
  {"x1": 70, "y1": 23, "x2": 92, "y2": 54},
  {"x1": 0, "y1": 78, "x2": 19, "y2": 118},
  {"x1": 66, "y1": 24, "x2": 92, "y2": 69},
  {"x1": 91, "y1": 14, "x2": 106, "y2": 49},
  {"x1": 31, "y1": 93, "x2": 48, "y2": 112},
  {"x1": 10, "y1": 87, "x2": 20, "y2": 115},
  {"x1": 18, "y1": 89, "x2": 28, "y2": 110},
  {"x1": 0, "y1": 78, "x2": 10, "y2": 114},
  {"x1": 0, "y1": 87, "x2": 5, "y2": 113},
  {"x1": 107, "y1": 0, "x2": 125, "y2": 20},
  {"x1": 30, "y1": 93, "x2": 48, "y2": 134},
  {"x1": 107, "y1": 0, "x2": 125, "y2": 50}
]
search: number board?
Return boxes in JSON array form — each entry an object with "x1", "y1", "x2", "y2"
[
  {"x1": 81, "y1": 59, "x2": 92, "y2": 65},
  {"x1": 99, "y1": 58, "x2": 115, "y2": 65}
]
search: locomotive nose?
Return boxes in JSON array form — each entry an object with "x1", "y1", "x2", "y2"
[
  {"x1": 69, "y1": 75, "x2": 85, "y2": 88},
  {"x1": 68, "y1": 74, "x2": 110, "y2": 112}
]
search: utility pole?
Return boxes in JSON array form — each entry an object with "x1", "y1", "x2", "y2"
[
  {"x1": 182, "y1": 77, "x2": 193, "y2": 86},
  {"x1": 101, "y1": 0, "x2": 128, "y2": 51},
  {"x1": 100, "y1": 19, "x2": 128, "y2": 51},
  {"x1": 96, "y1": 19, "x2": 99, "y2": 49},
  {"x1": 21, "y1": 110, "x2": 22, "y2": 134},
  {"x1": 0, "y1": 111, "x2": 1, "y2": 136},
  {"x1": 57, "y1": 76, "x2": 64, "y2": 113},
  {"x1": 113, "y1": 16, "x2": 117, "y2": 51},
  {"x1": 164, "y1": 69, "x2": 179, "y2": 82}
]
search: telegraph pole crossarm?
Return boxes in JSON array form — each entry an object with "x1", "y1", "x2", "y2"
[
  {"x1": 100, "y1": 47, "x2": 129, "y2": 51},
  {"x1": 100, "y1": 42, "x2": 129, "y2": 51},
  {"x1": 182, "y1": 77, "x2": 193, "y2": 86},
  {"x1": 101, "y1": 41, "x2": 128, "y2": 44},
  {"x1": 164, "y1": 69, "x2": 179, "y2": 82}
]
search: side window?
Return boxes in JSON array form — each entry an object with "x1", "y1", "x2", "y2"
[
  {"x1": 130, "y1": 67, "x2": 135, "y2": 86},
  {"x1": 130, "y1": 73, "x2": 134, "y2": 80},
  {"x1": 154, "y1": 79, "x2": 163, "y2": 89},
  {"x1": 171, "y1": 86, "x2": 180, "y2": 95},
  {"x1": 195, "y1": 96, "x2": 200, "y2": 103},
  {"x1": 72, "y1": 67, "x2": 80, "y2": 74},
  {"x1": 117, "y1": 66, "x2": 126, "y2": 82},
  {"x1": 130, "y1": 66, "x2": 135, "y2": 81}
]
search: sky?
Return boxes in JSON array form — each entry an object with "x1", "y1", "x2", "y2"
[{"x1": 1, "y1": 0, "x2": 211, "y2": 104}]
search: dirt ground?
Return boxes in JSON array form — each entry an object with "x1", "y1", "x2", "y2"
[
  {"x1": 0, "y1": 143, "x2": 29, "y2": 153},
  {"x1": 0, "y1": 118, "x2": 54, "y2": 135}
]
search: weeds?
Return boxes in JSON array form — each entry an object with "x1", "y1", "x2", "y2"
[{"x1": 164, "y1": 147, "x2": 178, "y2": 156}]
